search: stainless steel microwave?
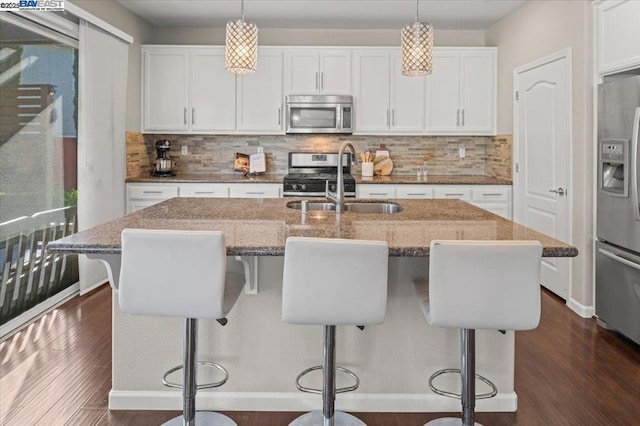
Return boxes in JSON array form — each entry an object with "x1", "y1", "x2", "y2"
[{"x1": 285, "y1": 95, "x2": 353, "y2": 134}]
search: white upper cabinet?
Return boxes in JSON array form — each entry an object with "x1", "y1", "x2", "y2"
[
  {"x1": 284, "y1": 49, "x2": 351, "y2": 95},
  {"x1": 353, "y1": 49, "x2": 426, "y2": 134},
  {"x1": 426, "y1": 48, "x2": 496, "y2": 135},
  {"x1": 353, "y1": 49, "x2": 392, "y2": 133},
  {"x1": 237, "y1": 48, "x2": 284, "y2": 133},
  {"x1": 390, "y1": 53, "x2": 427, "y2": 133},
  {"x1": 142, "y1": 47, "x2": 190, "y2": 132},
  {"x1": 596, "y1": 0, "x2": 640, "y2": 74},
  {"x1": 142, "y1": 46, "x2": 236, "y2": 133},
  {"x1": 142, "y1": 45, "x2": 496, "y2": 136},
  {"x1": 190, "y1": 48, "x2": 236, "y2": 132}
]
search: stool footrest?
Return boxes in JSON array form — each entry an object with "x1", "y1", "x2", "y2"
[
  {"x1": 428, "y1": 368, "x2": 497, "y2": 400},
  {"x1": 295, "y1": 365, "x2": 360, "y2": 395},
  {"x1": 162, "y1": 361, "x2": 229, "y2": 390}
]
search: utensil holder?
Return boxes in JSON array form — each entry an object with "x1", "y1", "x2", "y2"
[{"x1": 362, "y1": 162, "x2": 374, "y2": 177}]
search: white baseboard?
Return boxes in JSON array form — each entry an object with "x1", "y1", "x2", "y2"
[
  {"x1": 567, "y1": 298, "x2": 595, "y2": 318},
  {"x1": 109, "y1": 390, "x2": 517, "y2": 413},
  {"x1": 0, "y1": 283, "x2": 80, "y2": 340}
]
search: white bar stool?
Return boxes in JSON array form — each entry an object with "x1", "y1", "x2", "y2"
[
  {"x1": 119, "y1": 229, "x2": 245, "y2": 426},
  {"x1": 282, "y1": 237, "x2": 389, "y2": 426},
  {"x1": 414, "y1": 240, "x2": 543, "y2": 426}
]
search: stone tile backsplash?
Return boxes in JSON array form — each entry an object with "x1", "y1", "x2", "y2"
[{"x1": 126, "y1": 133, "x2": 512, "y2": 179}]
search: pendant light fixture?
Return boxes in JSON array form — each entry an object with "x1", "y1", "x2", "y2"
[
  {"x1": 401, "y1": 0, "x2": 433, "y2": 76},
  {"x1": 225, "y1": 0, "x2": 258, "y2": 74}
]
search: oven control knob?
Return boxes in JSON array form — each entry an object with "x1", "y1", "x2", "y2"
[
  {"x1": 292, "y1": 184, "x2": 298, "y2": 190},
  {"x1": 301, "y1": 184, "x2": 307, "y2": 190}
]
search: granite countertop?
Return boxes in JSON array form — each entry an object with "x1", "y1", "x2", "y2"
[
  {"x1": 126, "y1": 173, "x2": 286, "y2": 183},
  {"x1": 48, "y1": 198, "x2": 577, "y2": 258},
  {"x1": 127, "y1": 174, "x2": 511, "y2": 185},
  {"x1": 354, "y1": 175, "x2": 512, "y2": 185}
]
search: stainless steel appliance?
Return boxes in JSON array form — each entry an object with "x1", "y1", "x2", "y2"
[
  {"x1": 285, "y1": 95, "x2": 353, "y2": 134},
  {"x1": 596, "y1": 75, "x2": 640, "y2": 345},
  {"x1": 283, "y1": 152, "x2": 355, "y2": 197},
  {"x1": 152, "y1": 140, "x2": 176, "y2": 176}
]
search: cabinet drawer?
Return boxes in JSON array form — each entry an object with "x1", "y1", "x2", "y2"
[
  {"x1": 470, "y1": 202, "x2": 511, "y2": 220},
  {"x1": 396, "y1": 186, "x2": 434, "y2": 198},
  {"x1": 128, "y1": 185, "x2": 179, "y2": 199},
  {"x1": 179, "y1": 183, "x2": 229, "y2": 198},
  {"x1": 472, "y1": 187, "x2": 509, "y2": 202},
  {"x1": 357, "y1": 185, "x2": 395, "y2": 199},
  {"x1": 229, "y1": 184, "x2": 281, "y2": 198},
  {"x1": 128, "y1": 199, "x2": 165, "y2": 213},
  {"x1": 434, "y1": 187, "x2": 471, "y2": 201}
]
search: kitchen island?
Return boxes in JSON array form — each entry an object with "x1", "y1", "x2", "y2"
[{"x1": 48, "y1": 197, "x2": 576, "y2": 414}]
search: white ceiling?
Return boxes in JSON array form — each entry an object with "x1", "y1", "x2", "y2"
[{"x1": 115, "y1": 0, "x2": 527, "y2": 30}]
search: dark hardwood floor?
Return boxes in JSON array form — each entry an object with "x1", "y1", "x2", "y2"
[{"x1": 1, "y1": 285, "x2": 639, "y2": 426}]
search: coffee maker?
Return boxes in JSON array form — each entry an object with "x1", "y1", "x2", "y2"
[{"x1": 152, "y1": 140, "x2": 176, "y2": 176}]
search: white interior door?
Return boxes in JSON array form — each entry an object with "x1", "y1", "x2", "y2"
[{"x1": 514, "y1": 49, "x2": 571, "y2": 299}]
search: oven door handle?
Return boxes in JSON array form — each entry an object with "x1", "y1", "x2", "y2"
[{"x1": 598, "y1": 248, "x2": 640, "y2": 271}]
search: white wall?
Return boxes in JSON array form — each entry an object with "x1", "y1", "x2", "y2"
[
  {"x1": 71, "y1": 0, "x2": 153, "y2": 131},
  {"x1": 150, "y1": 27, "x2": 485, "y2": 47},
  {"x1": 486, "y1": 1, "x2": 594, "y2": 308}
]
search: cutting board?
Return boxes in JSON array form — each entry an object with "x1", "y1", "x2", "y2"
[{"x1": 374, "y1": 156, "x2": 393, "y2": 176}]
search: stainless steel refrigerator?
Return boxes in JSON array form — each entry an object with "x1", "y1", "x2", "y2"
[{"x1": 596, "y1": 75, "x2": 640, "y2": 345}]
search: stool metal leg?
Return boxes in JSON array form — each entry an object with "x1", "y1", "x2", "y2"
[
  {"x1": 425, "y1": 328, "x2": 483, "y2": 426},
  {"x1": 162, "y1": 318, "x2": 237, "y2": 426},
  {"x1": 289, "y1": 325, "x2": 366, "y2": 426},
  {"x1": 323, "y1": 325, "x2": 336, "y2": 425},
  {"x1": 461, "y1": 328, "x2": 476, "y2": 426}
]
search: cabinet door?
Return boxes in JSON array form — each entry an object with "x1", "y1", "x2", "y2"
[
  {"x1": 142, "y1": 48, "x2": 189, "y2": 132},
  {"x1": 320, "y1": 50, "x2": 351, "y2": 95},
  {"x1": 460, "y1": 50, "x2": 496, "y2": 134},
  {"x1": 434, "y1": 186, "x2": 472, "y2": 201},
  {"x1": 190, "y1": 49, "x2": 236, "y2": 132},
  {"x1": 390, "y1": 53, "x2": 426, "y2": 133},
  {"x1": 237, "y1": 49, "x2": 284, "y2": 133},
  {"x1": 597, "y1": 0, "x2": 640, "y2": 74},
  {"x1": 284, "y1": 51, "x2": 319, "y2": 95},
  {"x1": 352, "y1": 50, "x2": 391, "y2": 133},
  {"x1": 425, "y1": 51, "x2": 460, "y2": 133}
]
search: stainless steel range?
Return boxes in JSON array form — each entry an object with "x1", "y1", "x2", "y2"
[{"x1": 282, "y1": 152, "x2": 356, "y2": 197}]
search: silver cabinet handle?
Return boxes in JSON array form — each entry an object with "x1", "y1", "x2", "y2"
[
  {"x1": 194, "y1": 191, "x2": 215, "y2": 194},
  {"x1": 183, "y1": 107, "x2": 187, "y2": 125},
  {"x1": 391, "y1": 109, "x2": 395, "y2": 126},
  {"x1": 315, "y1": 72, "x2": 319, "y2": 90},
  {"x1": 456, "y1": 109, "x2": 460, "y2": 127},
  {"x1": 549, "y1": 187, "x2": 565, "y2": 196},
  {"x1": 386, "y1": 109, "x2": 390, "y2": 126},
  {"x1": 598, "y1": 248, "x2": 640, "y2": 271},
  {"x1": 192, "y1": 108, "x2": 195, "y2": 125},
  {"x1": 406, "y1": 193, "x2": 427, "y2": 196},
  {"x1": 445, "y1": 193, "x2": 464, "y2": 196},
  {"x1": 462, "y1": 109, "x2": 465, "y2": 126},
  {"x1": 482, "y1": 193, "x2": 502, "y2": 196},
  {"x1": 321, "y1": 72, "x2": 324, "y2": 90},
  {"x1": 245, "y1": 191, "x2": 265, "y2": 195},
  {"x1": 369, "y1": 192, "x2": 390, "y2": 196},
  {"x1": 142, "y1": 190, "x2": 162, "y2": 194},
  {"x1": 278, "y1": 108, "x2": 281, "y2": 125}
]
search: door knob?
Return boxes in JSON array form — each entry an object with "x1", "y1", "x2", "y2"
[{"x1": 549, "y1": 187, "x2": 565, "y2": 196}]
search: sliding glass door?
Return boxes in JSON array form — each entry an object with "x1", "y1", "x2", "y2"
[{"x1": 0, "y1": 14, "x2": 79, "y2": 327}]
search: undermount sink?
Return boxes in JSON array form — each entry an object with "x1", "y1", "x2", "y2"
[
  {"x1": 344, "y1": 202, "x2": 403, "y2": 214},
  {"x1": 286, "y1": 200, "x2": 403, "y2": 214},
  {"x1": 286, "y1": 201, "x2": 336, "y2": 211}
]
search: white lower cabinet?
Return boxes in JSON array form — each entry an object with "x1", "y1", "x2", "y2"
[
  {"x1": 357, "y1": 184, "x2": 511, "y2": 219},
  {"x1": 126, "y1": 182, "x2": 282, "y2": 213},
  {"x1": 126, "y1": 184, "x2": 179, "y2": 213}
]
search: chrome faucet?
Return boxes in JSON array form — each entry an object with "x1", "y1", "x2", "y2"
[{"x1": 326, "y1": 141, "x2": 356, "y2": 214}]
